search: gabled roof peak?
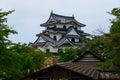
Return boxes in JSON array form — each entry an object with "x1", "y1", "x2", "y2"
[
  {"x1": 72, "y1": 14, "x2": 74, "y2": 18},
  {"x1": 73, "y1": 50, "x2": 105, "y2": 62},
  {"x1": 50, "y1": 12, "x2": 74, "y2": 19},
  {"x1": 51, "y1": 10, "x2": 53, "y2": 14}
]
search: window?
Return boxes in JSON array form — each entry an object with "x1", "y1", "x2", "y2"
[
  {"x1": 53, "y1": 25, "x2": 56, "y2": 28},
  {"x1": 75, "y1": 27, "x2": 77, "y2": 30},
  {"x1": 47, "y1": 26, "x2": 49, "y2": 29},
  {"x1": 63, "y1": 25, "x2": 66, "y2": 29},
  {"x1": 71, "y1": 38, "x2": 75, "y2": 42},
  {"x1": 53, "y1": 36, "x2": 57, "y2": 40},
  {"x1": 46, "y1": 49, "x2": 50, "y2": 53},
  {"x1": 79, "y1": 39, "x2": 82, "y2": 42}
]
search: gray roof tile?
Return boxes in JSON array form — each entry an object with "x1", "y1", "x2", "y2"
[
  {"x1": 40, "y1": 13, "x2": 85, "y2": 27},
  {"x1": 21, "y1": 51, "x2": 120, "y2": 80}
]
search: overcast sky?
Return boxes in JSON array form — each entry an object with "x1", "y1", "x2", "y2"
[{"x1": 0, "y1": 0, "x2": 120, "y2": 44}]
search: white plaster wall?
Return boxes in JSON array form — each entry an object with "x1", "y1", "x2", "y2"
[
  {"x1": 57, "y1": 17, "x2": 66, "y2": 23},
  {"x1": 50, "y1": 33, "x2": 54, "y2": 39},
  {"x1": 45, "y1": 22, "x2": 79, "y2": 30},
  {"x1": 56, "y1": 24, "x2": 73, "y2": 29},
  {"x1": 50, "y1": 33, "x2": 62, "y2": 41},
  {"x1": 57, "y1": 24, "x2": 63, "y2": 28},
  {"x1": 37, "y1": 46, "x2": 45, "y2": 52},
  {"x1": 66, "y1": 24, "x2": 73, "y2": 28},
  {"x1": 75, "y1": 38, "x2": 79, "y2": 42},
  {"x1": 38, "y1": 37, "x2": 45, "y2": 42},
  {"x1": 56, "y1": 33, "x2": 62, "y2": 40},
  {"x1": 45, "y1": 27, "x2": 47, "y2": 30},
  {"x1": 38, "y1": 44, "x2": 77, "y2": 53},
  {"x1": 38, "y1": 43, "x2": 51, "y2": 52},
  {"x1": 56, "y1": 24, "x2": 66, "y2": 28},
  {"x1": 68, "y1": 37, "x2": 79, "y2": 42},
  {"x1": 66, "y1": 24, "x2": 72, "y2": 26},
  {"x1": 38, "y1": 23, "x2": 82, "y2": 53},
  {"x1": 47, "y1": 24, "x2": 80, "y2": 31},
  {"x1": 67, "y1": 28, "x2": 78, "y2": 35},
  {"x1": 38, "y1": 43, "x2": 58, "y2": 53},
  {"x1": 48, "y1": 24, "x2": 65, "y2": 29},
  {"x1": 49, "y1": 46, "x2": 58, "y2": 53},
  {"x1": 48, "y1": 25, "x2": 54, "y2": 28},
  {"x1": 76, "y1": 26, "x2": 81, "y2": 30}
]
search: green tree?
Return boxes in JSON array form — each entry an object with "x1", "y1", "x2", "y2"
[
  {"x1": 0, "y1": 9, "x2": 23, "y2": 80},
  {"x1": 9, "y1": 43, "x2": 45, "y2": 76},
  {"x1": 83, "y1": 8, "x2": 120, "y2": 73},
  {"x1": 110, "y1": 8, "x2": 120, "y2": 33},
  {"x1": 77, "y1": 36, "x2": 105, "y2": 58},
  {"x1": 0, "y1": 9, "x2": 45, "y2": 79},
  {"x1": 99, "y1": 33, "x2": 120, "y2": 73},
  {"x1": 102, "y1": 8, "x2": 120, "y2": 73},
  {"x1": 0, "y1": 9, "x2": 17, "y2": 55},
  {"x1": 58, "y1": 48, "x2": 77, "y2": 62}
]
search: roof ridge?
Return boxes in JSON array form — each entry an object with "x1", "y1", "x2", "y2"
[{"x1": 52, "y1": 13, "x2": 74, "y2": 19}]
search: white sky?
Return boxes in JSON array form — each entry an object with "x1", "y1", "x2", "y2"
[{"x1": 0, "y1": 0, "x2": 120, "y2": 44}]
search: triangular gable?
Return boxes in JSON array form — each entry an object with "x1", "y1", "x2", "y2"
[
  {"x1": 73, "y1": 51, "x2": 104, "y2": 62},
  {"x1": 59, "y1": 39, "x2": 73, "y2": 47},
  {"x1": 42, "y1": 42, "x2": 50, "y2": 48},
  {"x1": 57, "y1": 38, "x2": 74, "y2": 47},
  {"x1": 34, "y1": 36, "x2": 45, "y2": 44},
  {"x1": 47, "y1": 16, "x2": 56, "y2": 24},
  {"x1": 67, "y1": 27, "x2": 79, "y2": 36},
  {"x1": 45, "y1": 13, "x2": 57, "y2": 24}
]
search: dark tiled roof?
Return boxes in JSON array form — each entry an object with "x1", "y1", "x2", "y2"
[
  {"x1": 45, "y1": 27, "x2": 67, "y2": 34},
  {"x1": 21, "y1": 51, "x2": 120, "y2": 80},
  {"x1": 28, "y1": 42, "x2": 34, "y2": 46},
  {"x1": 73, "y1": 28, "x2": 90, "y2": 37},
  {"x1": 57, "y1": 61, "x2": 120, "y2": 79},
  {"x1": 58, "y1": 42, "x2": 73, "y2": 47},
  {"x1": 67, "y1": 35, "x2": 81, "y2": 38},
  {"x1": 34, "y1": 33, "x2": 75, "y2": 47},
  {"x1": 34, "y1": 42, "x2": 46, "y2": 47},
  {"x1": 32, "y1": 25, "x2": 90, "y2": 48},
  {"x1": 57, "y1": 61, "x2": 100, "y2": 79},
  {"x1": 29, "y1": 41, "x2": 46, "y2": 47},
  {"x1": 65, "y1": 26, "x2": 90, "y2": 37},
  {"x1": 40, "y1": 13, "x2": 85, "y2": 27}
]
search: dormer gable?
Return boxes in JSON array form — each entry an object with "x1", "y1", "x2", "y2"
[
  {"x1": 67, "y1": 27, "x2": 79, "y2": 36},
  {"x1": 46, "y1": 13, "x2": 57, "y2": 24},
  {"x1": 47, "y1": 16, "x2": 56, "y2": 24}
]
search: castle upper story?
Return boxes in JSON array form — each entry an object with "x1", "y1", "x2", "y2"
[{"x1": 29, "y1": 12, "x2": 90, "y2": 53}]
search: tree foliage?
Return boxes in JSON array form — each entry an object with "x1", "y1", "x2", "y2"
[
  {"x1": 110, "y1": 8, "x2": 120, "y2": 33},
  {"x1": 0, "y1": 9, "x2": 17, "y2": 55},
  {"x1": 54, "y1": 8, "x2": 120, "y2": 74},
  {"x1": 81, "y1": 8, "x2": 120, "y2": 73},
  {"x1": 78, "y1": 34, "x2": 120, "y2": 73},
  {"x1": 0, "y1": 9, "x2": 45, "y2": 80},
  {"x1": 58, "y1": 48, "x2": 78, "y2": 62},
  {"x1": 102, "y1": 8, "x2": 120, "y2": 73}
]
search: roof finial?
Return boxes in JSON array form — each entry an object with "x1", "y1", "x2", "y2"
[
  {"x1": 51, "y1": 10, "x2": 53, "y2": 14},
  {"x1": 72, "y1": 14, "x2": 74, "y2": 18}
]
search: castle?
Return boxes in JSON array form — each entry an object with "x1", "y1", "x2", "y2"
[{"x1": 29, "y1": 12, "x2": 89, "y2": 53}]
